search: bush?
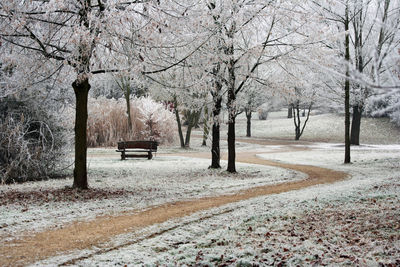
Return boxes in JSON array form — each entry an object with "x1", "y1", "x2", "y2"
[
  {"x1": 0, "y1": 98, "x2": 69, "y2": 184},
  {"x1": 257, "y1": 103, "x2": 273, "y2": 120},
  {"x1": 87, "y1": 96, "x2": 177, "y2": 147},
  {"x1": 258, "y1": 109, "x2": 269, "y2": 120}
]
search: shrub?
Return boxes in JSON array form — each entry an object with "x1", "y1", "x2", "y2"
[
  {"x1": 257, "y1": 103, "x2": 272, "y2": 120},
  {"x1": 258, "y1": 109, "x2": 269, "y2": 120},
  {"x1": 87, "y1": 96, "x2": 177, "y2": 147},
  {"x1": 0, "y1": 98, "x2": 69, "y2": 184}
]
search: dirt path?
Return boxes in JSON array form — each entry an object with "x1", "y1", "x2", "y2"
[{"x1": 0, "y1": 142, "x2": 348, "y2": 266}]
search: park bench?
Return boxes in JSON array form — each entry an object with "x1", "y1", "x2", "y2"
[{"x1": 116, "y1": 140, "x2": 158, "y2": 160}]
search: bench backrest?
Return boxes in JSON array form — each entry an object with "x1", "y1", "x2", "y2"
[{"x1": 117, "y1": 141, "x2": 158, "y2": 151}]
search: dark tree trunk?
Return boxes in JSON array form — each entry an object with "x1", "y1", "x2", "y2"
[
  {"x1": 351, "y1": 3, "x2": 364, "y2": 147},
  {"x1": 345, "y1": 79, "x2": 351, "y2": 163},
  {"x1": 72, "y1": 78, "x2": 90, "y2": 189},
  {"x1": 225, "y1": 24, "x2": 237, "y2": 173},
  {"x1": 293, "y1": 103, "x2": 301, "y2": 140},
  {"x1": 350, "y1": 106, "x2": 362, "y2": 146},
  {"x1": 245, "y1": 109, "x2": 252, "y2": 137},
  {"x1": 184, "y1": 110, "x2": 201, "y2": 148},
  {"x1": 210, "y1": 96, "x2": 222, "y2": 169},
  {"x1": 201, "y1": 137, "x2": 207, "y2": 146},
  {"x1": 202, "y1": 106, "x2": 209, "y2": 147},
  {"x1": 226, "y1": 68, "x2": 236, "y2": 173},
  {"x1": 227, "y1": 111, "x2": 236, "y2": 173},
  {"x1": 185, "y1": 123, "x2": 193, "y2": 147},
  {"x1": 287, "y1": 106, "x2": 293, "y2": 118},
  {"x1": 344, "y1": 5, "x2": 351, "y2": 164},
  {"x1": 292, "y1": 102, "x2": 312, "y2": 141},
  {"x1": 208, "y1": 2, "x2": 223, "y2": 169},
  {"x1": 174, "y1": 98, "x2": 185, "y2": 148}
]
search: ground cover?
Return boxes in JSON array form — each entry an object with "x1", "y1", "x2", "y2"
[
  {"x1": 0, "y1": 154, "x2": 298, "y2": 239},
  {"x1": 210, "y1": 111, "x2": 400, "y2": 144},
  {"x1": 58, "y1": 146, "x2": 399, "y2": 267},
  {"x1": 0, "y1": 111, "x2": 399, "y2": 266}
]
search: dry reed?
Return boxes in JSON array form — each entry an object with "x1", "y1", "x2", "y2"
[{"x1": 87, "y1": 97, "x2": 177, "y2": 147}]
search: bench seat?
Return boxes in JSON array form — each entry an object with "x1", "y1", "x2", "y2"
[{"x1": 116, "y1": 141, "x2": 158, "y2": 160}]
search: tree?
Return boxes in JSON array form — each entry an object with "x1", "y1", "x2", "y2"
[
  {"x1": 369, "y1": 48, "x2": 400, "y2": 125},
  {"x1": 290, "y1": 87, "x2": 314, "y2": 140},
  {"x1": 0, "y1": 1, "x2": 163, "y2": 188},
  {"x1": 149, "y1": 65, "x2": 208, "y2": 148},
  {"x1": 208, "y1": 60, "x2": 224, "y2": 168},
  {"x1": 270, "y1": 48, "x2": 324, "y2": 141},
  {"x1": 237, "y1": 80, "x2": 270, "y2": 137},
  {"x1": 201, "y1": 104, "x2": 211, "y2": 147},
  {"x1": 205, "y1": 1, "x2": 277, "y2": 172},
  {"x1": 311, "y1": 0, "x2": 355, "y2": 163},
  {"x1": 312, "y1": 0, "x2": 400, "y2": 161},
  {"x1": 204, "y1": 0, "x2": 322, "y2": 172},
  {"x1": 349, "y1": 0, "x2": 400, "y2": 145}
]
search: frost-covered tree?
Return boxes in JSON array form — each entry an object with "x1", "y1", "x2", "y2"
[
  {"x1": 203, "y1": 1, "x2": 283, "y2": 172},
  {"x1": 0, "y1": 0, "x2": 165, "y2": 189},
  {"x1": 311, "y1": 0, "x2": 400, "y2": 162},
  {"x1": 149, "y1": 63, "x2": 209, "y2": 148},
  {"x1": 275, "y1": 62, "x2": 319, "y2": 140},
  {"x1": 236, "y1": 80, "x2": 270, "y2": 137},
  {"x1": 370, "y1": 49, "x2": 400, "y2": 125},
  {"x1": 311, "y1": 0, "x2": 356, "y2": 163},
  {"x1": 348, "y1": 0, "x2": 400, "y2": 145},
  {"x1": 209, "y1": 0, "x2": 323, "y2": 172}
]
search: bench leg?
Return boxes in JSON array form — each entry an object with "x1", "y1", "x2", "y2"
[{"x1": 148, "y1": 152, "x2": 153, "y2": 160}]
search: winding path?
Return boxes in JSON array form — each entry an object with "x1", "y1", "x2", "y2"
[{"x1": 0, "y1": 140, "x2": 348, "y2": 266}]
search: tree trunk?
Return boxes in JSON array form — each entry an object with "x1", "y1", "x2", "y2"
[
  {"x1": 185, "y1": 123, "x2": 193, "y2": 147},
  {"x1": 287, "y1": 106, "x2": 293, "y2": 118},
  {"x1": 202, "y1": 106, "x2": 209, "y2": 146},
  {"x1": 72, "y1": 78, "x2": 90, "y2": 189},
  {"x1": 226, "y1": 26, "x2": 236, "y2": 173},
  {"x1": 174, "y1": 98, "x2": 185, "y2": 148},
  {"x1": 344, "y1": 5, "x2": 351, "y2": 164},
  {"x1": 124, "y1": 85, "x2": 132, "y2": 132},
  {"x1": 125, "y1": 94, "x2": 132, "y2": 134},
  {"x1": 350, "y1": 105, "x2": 362, "y2": 145},
  {"x1": 292, "y1": 102, "x2": 312, "y2": 141},
  {"x1": 226, "y1": 70, "x2": 236, "y2": 173},
  {"x1": 345, "y1": 79, "x2": 351, "y2": 163},
  {"x1": 227, "y1": 111, "x2": 236, "y2": 173},
  {"x1": 351, "y1": 4, "x2": 364, "y2": 147},
  {"x1": 245, "y1": 109, "x2": 252, "y2": 137},
  {"x1": 210, "y1": 96, "x2": 222, "y2": 169},
  {"x1": 184, "y1": 110, "x2": 201, "y2": 148},
  {"x1": 184, "y1": 112, "x2": 193, "y2": 148},
  {"x1": 293, "y1": 103, "x2": 301, "y2": 140}
]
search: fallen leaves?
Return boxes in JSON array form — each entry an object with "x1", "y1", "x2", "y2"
[
  {"x1": 167, "y1": 181, "x2": 400, "y2": 266},
  {"x1": 0, "y1": 187, "x2": 135, "y2": 206}
]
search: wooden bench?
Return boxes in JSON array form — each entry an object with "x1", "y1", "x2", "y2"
[{"x1": 116, "y1": 141, "x2": 158, "y2": 160}]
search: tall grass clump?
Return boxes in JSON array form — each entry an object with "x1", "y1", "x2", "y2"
[{"x1": 87, "y1": 96, "x2": 177, "y2": 147}]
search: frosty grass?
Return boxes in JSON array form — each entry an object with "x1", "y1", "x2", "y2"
[{"x1": 27, "y1": 142, "x2": 400, "y2": 266}]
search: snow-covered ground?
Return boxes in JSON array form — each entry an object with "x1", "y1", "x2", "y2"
[
  {"x1": 200, "y1": 110, "x2": 400, "y2": 144},
  {"x1": 1, "y1": 111, "x2": 399, "y2": 266},
  {"x1": 0, "y1": 151, "x2": 302, "y2": 242},
  {"x1": 33, "y1": 143, "x2": 400, "y2": 266}
]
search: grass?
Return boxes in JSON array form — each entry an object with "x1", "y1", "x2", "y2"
[
  {"x1": 195, "y1": 110, "x2": 400, "y2": 145},
  {"x1": 1, "y1": 110, "x2": 400, "y2": 266}
]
